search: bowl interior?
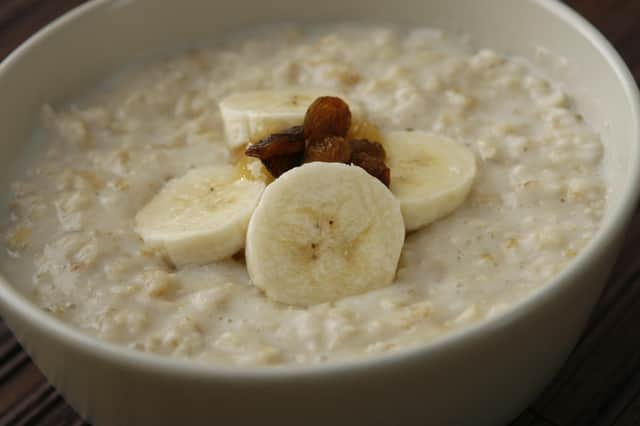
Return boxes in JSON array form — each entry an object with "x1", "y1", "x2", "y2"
[{"x1": 0, "y1": 0, "x2": 638, "y2": 372}]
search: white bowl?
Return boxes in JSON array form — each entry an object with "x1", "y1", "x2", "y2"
[{"x1": 0, "y1": 0, "x2": 638, "y2": 425}]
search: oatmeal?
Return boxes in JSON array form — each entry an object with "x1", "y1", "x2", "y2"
[{"x1": 1, "y1": 26, "x2": 605, "y2": 365}]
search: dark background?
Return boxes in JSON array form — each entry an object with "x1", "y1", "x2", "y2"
[{"x1": 0, "y1": 1, "x2": 639, "y2": 425}]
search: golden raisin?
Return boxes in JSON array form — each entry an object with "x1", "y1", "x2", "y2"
[
  {"x1": 304, "y1": 136, "x2": 352, "y2": 164},
  {"x1": 351, "y1": 151, "x2": 390, "y2": 187},
  {"x1": 245, "y1": 126, "x2": 305, "y2": 159},
  {"x1": 262, "y1": 152, "x2": 304, "y2": 178},
  {"x1": 303, "y1": 96, "x2": 351, "y2": 141},
  {"x1": 349, "y1": 139, "x2": 386, "y2": 160}
]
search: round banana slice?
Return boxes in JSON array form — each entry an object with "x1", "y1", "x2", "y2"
[
  {"x1": 384, "y1": 131, "x2": 477, "y2": 231},
  {"x1": 135, "y1": 166, "x2": 265, "y2": 266},
  {"x1": 219, "y1": 88, "x2": 363, "y2": 149},
  {"x1": 246, "y1": 162, "x2": 405, "y2": 306}
]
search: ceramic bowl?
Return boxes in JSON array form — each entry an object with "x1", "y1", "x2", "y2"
[{"x1": 0, "y1": 0, "x2": 638, "y2": 424}]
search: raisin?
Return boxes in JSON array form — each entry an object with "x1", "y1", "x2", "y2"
[
  {"x1": 349, "y1": 139, "x2": 386, "y2": 160},
  {"x1": 245, "y1": 126, "x2": 305, "y2": 159},
  {"x1": 262, "y1": 152, "x2": 304, "y2": 178},
  {"x1": 242, "y1": 96, "x2": 391, "y2": 185},
  {"x1": 351, "y1": 151, "x2": 390, "y2": 187},
  {"x1": 303, "y1": 96, "x2": 351, "y2": 141},
  {"x1": 304, "y1": 136, "x2": 352, "y2": 164}
]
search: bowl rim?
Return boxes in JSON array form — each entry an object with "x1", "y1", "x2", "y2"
[{"x1": 0, "y1": 0, "x2": 638, "y2": 380}]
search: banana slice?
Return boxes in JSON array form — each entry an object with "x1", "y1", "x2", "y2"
[
  {"x1": 384, "y1": 131, "x2": 476, "y2": 231},
  {"x1": 219, "y1": 88, "x2": 362, "y2": 149},
  {"x1": 246, "y1": 162, "x2": 405, "y2": 306},
  {"x1": 135, "y1": 166, "x2": 265, "y2": 266}
]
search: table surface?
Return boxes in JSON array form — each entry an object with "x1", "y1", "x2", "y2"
[{"x1": 1, "y1": 0, "x2": 639, "y2": 425}]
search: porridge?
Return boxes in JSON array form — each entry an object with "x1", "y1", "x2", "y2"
[{"x1": 1, "y1": 26, "x2": 605, "y2": 366}]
